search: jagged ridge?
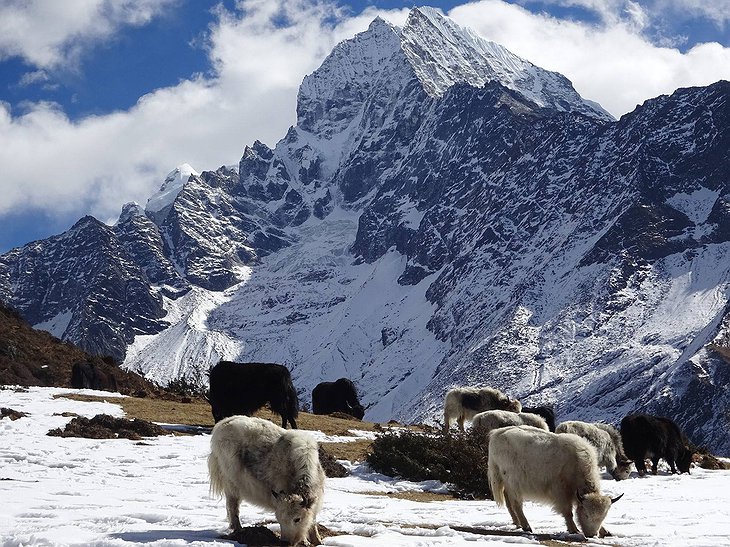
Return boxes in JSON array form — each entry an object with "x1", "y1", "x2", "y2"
[{"x1": 1, "y1": 7, "x2": 729, "y2": 453}]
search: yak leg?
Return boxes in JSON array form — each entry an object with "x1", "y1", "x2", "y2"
[
  {"x1": 560, "y1": 504, "x2": 580, "y2": 535},
  {"x1": 457, "y1": 415, "x2": 465, "y2": 432},
  {"x1": 308, "y1": 523, "x2": 322, "y2": 546},
  {"x1": 651, "y1": 456, "x2": 660, "y2": 475},
  {"x1": 599, "y1": 526, "x2": 612, "y2": 537},
  {"x1": 505, "y1": 491, "x2": 531, "y2": 532},
  {"x1": 502, "y1": 491, "x2": 520, "y2": 527},
  {"x1": 667, "y1": 449, "x2": 678, "y2": 474},
  {"x1": 225, "y1": 494, "x2": 243, "y2": 533}
]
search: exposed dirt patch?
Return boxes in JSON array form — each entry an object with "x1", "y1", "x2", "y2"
[
  {"x1": 360, "y1": 490, "x2": 456, "y2": 502},
  {"x1": 47, "y1": 414, "x2": 168, "y2": 440},
  {"x1": 56, "y1": 394, "x2": 383, "y2": 435},
  {"x1": 0, "y1": 407, "x2": 27, "y2": 420},
  {"x1": 223, "y1": 523, "x2": 342, "y2": 545},
  {"x1": 223, "y1": 526, "x2": 283, "y2": 546}
]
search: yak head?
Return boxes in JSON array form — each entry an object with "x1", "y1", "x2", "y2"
[
  {"x1": 272, "y1": 490, "x2": 320, "y2": 546},
  {"x1": 677, "y1": 446, "x2": 694, "y2": 474},
  {"x1": 348, "y1": 403, "x2": 365, "y2": 420},
  {"x1": 499, "y1": 397, "x2": 522, "y2": 413},
  {"x1": 610, "y1": 458, "x2": 634, "y2": 481},
  {"x1": 576, "y1": 491, "x2": 623, "y2": 537}
]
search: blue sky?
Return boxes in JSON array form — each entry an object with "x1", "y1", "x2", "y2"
[{"x1": 0, "y1": 0, "x2": 729, "y2": 254}]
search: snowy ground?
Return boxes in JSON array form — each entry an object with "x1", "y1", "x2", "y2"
[{"x1": 1, "y1": 387, "x2": 729, "y2": 547}]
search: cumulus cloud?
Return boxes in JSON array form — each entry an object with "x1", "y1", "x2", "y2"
[
  {"x1": 0, "y1": 0, "x2": 406, "y2": 222},
  {"x1": 0, "y1": 0, "x2": 178, "y2": 70},
  {"x1": 0, "y1": 0, "x2": 728, "y2": 240}
]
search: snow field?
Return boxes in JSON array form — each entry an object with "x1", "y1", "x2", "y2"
[{"x1": 1, "y1": 387, "x2": 729, "y2": 546}]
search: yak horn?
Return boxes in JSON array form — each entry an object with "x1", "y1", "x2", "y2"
[
  {"x1": 576, "y1": 490, "x2": 585, "y2": 502},
  {"x1": 611, "y1": 493, "x2": 625, "y2": 504}
]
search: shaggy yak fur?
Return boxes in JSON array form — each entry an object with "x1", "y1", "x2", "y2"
[
  {"x1": 521, "y1": 406, "x2": 556, "y2": 432},
  {"x1": 443, "y1": 386, "x2": 521, "y2": 433},
  {"x1": 208, "y1": 416, "x2": 325, "y2": 546},
  {"x1": 488, "y1": 425, "x2": 623, "y2": 538},
  {"x1": 472, "y1": 409, "x2": 549, "y2": 437},
  {"x1": 311, "y1": 378, "x2": 364, "y2": 419},
  {"x1": 620, "y1": 414, "x2": 693, "y2": 476},
  {"x1": 556, "y1": 421, "x2": 633, "y2": 481},
  {"x1": 208, "y1": 361, "x2": 299, "y2": 428}
]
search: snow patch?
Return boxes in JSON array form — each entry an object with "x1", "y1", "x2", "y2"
[
  {"x1": 666, "y1": 187, "x2": 719, "y2": 224},
  {"x1": 145, "y1": 163, "x2": 199, "y2": 214},
  {"x1": 33, "y1": 310, "x2": 73, "y2": 338}
]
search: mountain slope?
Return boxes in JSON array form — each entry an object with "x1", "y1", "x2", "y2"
[{"x1": 1, "y1": 7, "x2": 729, "y2": 451}]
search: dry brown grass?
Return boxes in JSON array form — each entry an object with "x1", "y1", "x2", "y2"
[
  {"x1": 58, "y1": 393, "x2": 214, "y2": 426},
  {"x1": 57, "y1": 393, "x2": 382, "y2": 458},
  {"x1": 320, "y1": 439, "x2": 372, "y2": 462}
]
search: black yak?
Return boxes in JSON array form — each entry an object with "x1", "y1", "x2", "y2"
[
  {"x1": 208, "y1": 361, "x2": 298, "y2": 428},
  {"x1": 311, "y1": 378, "x2": 364, "y2": 419},
  {"x1": 620, "y1": 414, "x2": 693, "y2": 475}
]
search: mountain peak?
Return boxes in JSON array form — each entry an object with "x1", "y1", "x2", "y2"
[
  {"x1": 296, "y1": 13, "x2": 401, "y2": 136},
  {"x1": 400, "y1": 6, "x2": 612, "y2": 119},
  {"x1": 296, "y1": 6, "x2": 611, "y2": 137},
  {"x1": 117, "y1": 202, "x2": 144, "y2": 225},
  {"x1": 145, "y1": 163, "x2": 199, "y2": 215}
]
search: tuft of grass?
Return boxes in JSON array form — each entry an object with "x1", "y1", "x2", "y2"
[{"x1": 366, "y1": 428, "x2": 492, "y2": 499}]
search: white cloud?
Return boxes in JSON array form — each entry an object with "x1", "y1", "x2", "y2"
[
  {"x1": 0, "y1": 0, "x2": 406, "y2": 221},
  {"x1": 17, "y1": 69, "x2": 49, "y2": 87},
  {"x1": 0, "y1": 0, "x2": 177, "y2": 69},
  {"x1": 0, "y1": 0, "x2": 728, "y2": 236},
  {"x1": 652, "y1": 0, "x2": 730, "y2": 27}
]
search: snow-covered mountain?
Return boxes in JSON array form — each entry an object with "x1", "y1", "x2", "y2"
[{"x1": 2, "y1": 7, "x2": 729, "y2": 452}]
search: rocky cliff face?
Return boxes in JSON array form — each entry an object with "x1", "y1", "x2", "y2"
[{"x1": 1, "y1": 7, "x2": 729, "y2": 451}]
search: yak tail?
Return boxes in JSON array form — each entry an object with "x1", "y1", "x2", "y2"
[
  {"x1": 208, "y1": 452, "x2": 225, "y2": 498},
  {"x1": 488, "y1": 461, "x2": 505, "y2": 507}
]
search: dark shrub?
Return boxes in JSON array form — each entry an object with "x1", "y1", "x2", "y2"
[
  {"x1": 47, "y1": 414, "x2": 168, "y2": 440},
  {"x1": 366, "y1": 428, "x2": 491, "y2": 498},
  {"x1": 319, "y1": 446, "x2": 349, "y2": 478}
]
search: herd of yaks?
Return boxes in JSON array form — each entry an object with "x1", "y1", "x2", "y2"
[{"x1": 204, "y1": 360, "x2": 698, "y2": 546}]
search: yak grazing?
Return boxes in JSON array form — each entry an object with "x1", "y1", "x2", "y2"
[
  {"x1": 488, "y1": 425, "x2": 623, "y2": 538},
  {"x1": 556, "y1": 421, "x2": 633, "y2": 481},
  {"x1": 208, "y1": 361, "x2": 299, "y2": 428},
  {"x1": 208, "y1": 415, "x2": 325, "y2": 545},
  {"x1": 70, "y1": 362, "x2": 118, "y2": 392},
  {"x1": 443, "y1": 386, "x2": 521, "y2": 433},
  {"x1": 620, "y1": 414, "x2": 693, "y2": 476},
  {"x1": 311, "y1": 378, "x2": 364, "y2": 419}
]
